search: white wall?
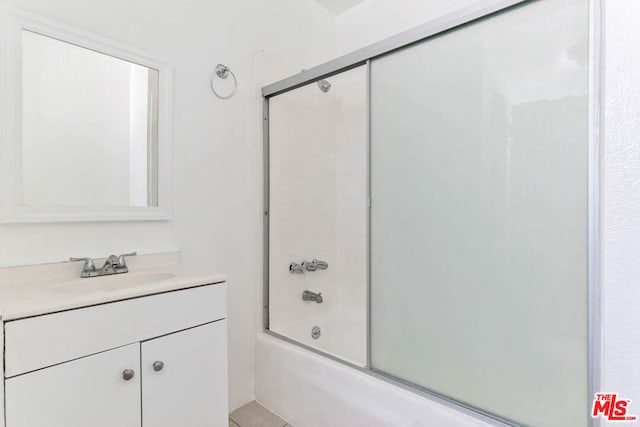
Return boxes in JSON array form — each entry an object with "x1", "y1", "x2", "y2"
[
  {"x1": 336, "y1": 0, "x2": 477, "y2": 55},
  {"x1": 0, "y1": 0, "x2": 336, "y2": 411},
  {"x1": 603, "y1": 0, "x2": 640, "y2": 408}
]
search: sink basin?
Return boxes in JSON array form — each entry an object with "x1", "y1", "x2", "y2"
[{"x1": 55, "y1": 272, "x2": 176, "y2": 294}]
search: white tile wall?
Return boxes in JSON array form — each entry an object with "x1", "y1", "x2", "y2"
[{"x1": 268, "y1": 66, "x2": 367, "y2": 363}]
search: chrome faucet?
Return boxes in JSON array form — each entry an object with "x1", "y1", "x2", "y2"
[
  {"x1": 290, "y1": 262, "x2": 305, "y2": 274},
  {"x1": 302, "y1": 290, "x2": 323, "y2": 304},
  {"x1": 70, "y1": 252, "x2": 137, "y2": 278},
  {"x1": 290, "y1": 259, "x2": 329, "y2": 274}
]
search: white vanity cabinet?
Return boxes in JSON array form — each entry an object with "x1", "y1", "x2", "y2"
[
  {"x1": 5, "y1": 343, "x2": 142, "y2": 427},
  {"x1": 142, "y1": 321, "x2": 227, "y2": 427},
  {"x1": 2, "y1": 282, "x2": 228, "y2": 427}
]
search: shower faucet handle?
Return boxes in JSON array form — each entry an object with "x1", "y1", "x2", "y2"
[
  {"x1": 312, "y1": 259, "x2": 328, "y2": 270},
  {"x1": 290, "y1": 259, "x2": 329, "y2": 273},
  {"x1": 304, "y1": 259, "x2": 328, "y2": 271},
  {"x1": 289, "y1": 262, "x2": 305, "y2": 274},
  {"x1": 302, "y1": 260, "x2": 317, "y2": 272}
]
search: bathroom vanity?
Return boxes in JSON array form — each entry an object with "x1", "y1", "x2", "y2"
[{"x1": 0, "y1": 253, "x2": 228, "y2": 427}]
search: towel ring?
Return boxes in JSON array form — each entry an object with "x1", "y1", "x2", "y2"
[{"x1": 210, "y1": 64, "x2": 237, "y2": 99}]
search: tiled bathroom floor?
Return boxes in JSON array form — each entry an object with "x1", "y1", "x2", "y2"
[{"x1": 229, "y1": 401, "x2": 293, "y2": 427}]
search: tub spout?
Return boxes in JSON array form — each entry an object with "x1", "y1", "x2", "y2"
[{"x1": 302, "y1": 290, "x2": 323, "y2": 303}]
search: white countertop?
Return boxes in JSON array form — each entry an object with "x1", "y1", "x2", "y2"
[{"x1": 0, "y1": 253, "x2": 226, "y2": 321}]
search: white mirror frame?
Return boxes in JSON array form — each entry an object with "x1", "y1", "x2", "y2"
[{"x1": 0, "y1": 9, "x2": 173, "y2": 223}]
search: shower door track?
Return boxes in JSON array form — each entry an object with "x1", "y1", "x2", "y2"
[{"x1": 262, "y1": 0, "x2": 603, "y2": 426}]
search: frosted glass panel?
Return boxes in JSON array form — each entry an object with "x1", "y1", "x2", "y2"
[{"x1": 369, "y1": 0, "x2": 589, "y2": 425}]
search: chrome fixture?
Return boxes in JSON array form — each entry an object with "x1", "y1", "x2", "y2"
[
  {"x1": 317, "y1": 79, "x2": 331, "y2": 93},
  {"x1": 153, "y1": 361, "x2": 165, "y2": 372},
  {"x1": 302, "y1": 260, "x2": 317, "y2": 272},
  {"x1": 122, "y1": 369, "x2": 135, "y2": 381},
  {"x1": 311, "y1": 326, "x2": 321, "y2": 339},
  {"x1": 302, "y1": 290, "x2": 323, "y2": 303},
  {"x1": 210, "y1": 63, "x2": 237, "y2": 99},
  {"x1": 290, "y1": 262, "x2": 305, "y2": 274},
  {"x1": 68, "y1": 257, "x2": 97, "y2": 277},
  {"x1": 70, "y1": 252, "x2": 137, "y2": 278},
  {"x1": 304, "y1": 259, "x2": 328, "y2": 271},
  {"x1": 289, "y1": 259, "x2": 329, "y2": 274}
]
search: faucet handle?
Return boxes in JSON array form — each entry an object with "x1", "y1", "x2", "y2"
[
  {"x1": 70, "y1": 257, "x2": 97, "y2": 277},
  {"x1": 312, "y1": 259, "x2": 328, "y2": 270},
  {"x1": 289, "y1": 262, "x2": 305, "y2": 274},
  {"x1": 302, "y1": 260, "x2": 317, "y2": 272},
  {"x1": 70, "y1": 257, "x2": 96, "y2": 270},
  {"x1": 116, "y1": 252, "x2": 137, "y2": 267}
]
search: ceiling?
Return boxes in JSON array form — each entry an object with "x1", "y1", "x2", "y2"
[{"x1": 313, "y1": 0, "x2": 367, "y2": 15}]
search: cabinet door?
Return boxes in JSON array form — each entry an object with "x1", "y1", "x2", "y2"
[
  {"x1": 5, "y1": 343, "x2": 141, "y2": 427},
  {"x1": 142, "y1": 320, "x2": 228, "y2": 427}
]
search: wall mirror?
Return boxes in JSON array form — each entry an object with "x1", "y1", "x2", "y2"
[{"x1": 1, "y1": 10, "x2": 172, "y2": 222}]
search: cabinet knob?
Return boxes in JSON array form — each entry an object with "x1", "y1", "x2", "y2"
[
  {"x1": 122, "y1": 369, "x2": 135, "y2": 381},
  {"x1": 153, "y1": 361, "x2": 164, "y2": 372}
]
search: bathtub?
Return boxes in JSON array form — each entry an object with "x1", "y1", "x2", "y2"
[{"x1": 255, "y1": 333, "x2": 496, "y2": 427}]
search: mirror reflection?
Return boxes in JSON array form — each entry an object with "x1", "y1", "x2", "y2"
[{"x1": 21, "y1": 30, "x2": 159, "y2": 208}]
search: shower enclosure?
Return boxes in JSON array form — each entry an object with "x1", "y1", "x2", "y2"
[{"x1": 263, "y1": 0, "x2": 600, "y2": 425}]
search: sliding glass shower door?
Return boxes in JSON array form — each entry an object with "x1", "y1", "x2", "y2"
[
  {"x1": 369, "y1": 0, "x2": 589, "y2": 425},
  {"x1": 265, "y1": 0, "x2": 594, "y2": 424}
]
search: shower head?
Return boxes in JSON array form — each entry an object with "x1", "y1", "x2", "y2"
[{"x1": 317, "y1": 79, "x2": 331, "y2": 93}]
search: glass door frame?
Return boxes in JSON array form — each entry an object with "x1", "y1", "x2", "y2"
[{"x1": 262, "y1": 0, "x2": 603, "y2": 425}]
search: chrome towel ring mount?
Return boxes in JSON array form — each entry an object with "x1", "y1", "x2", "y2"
[{"x1": 210, "y1": 63, "x2": 237, "y2": 99}]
